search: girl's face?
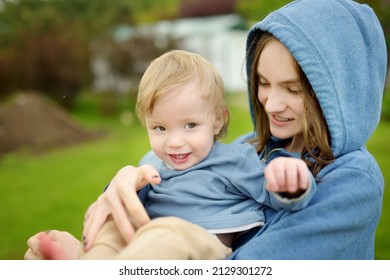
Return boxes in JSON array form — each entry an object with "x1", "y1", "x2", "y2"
[
  {"x1": 145, "y1": 78, "x2": 221, "y2": 170},
  {"x1": 257, "y1": 39, "x2": 305, "y2": 152}
]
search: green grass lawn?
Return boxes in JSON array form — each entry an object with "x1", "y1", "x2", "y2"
[{"x1": 0, "y1": 92, "x2": 389, "y2": 259}]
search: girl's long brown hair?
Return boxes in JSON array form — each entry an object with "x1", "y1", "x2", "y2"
[{"x1": 249, "y1": 32, "x2": 334, "y2": 176}]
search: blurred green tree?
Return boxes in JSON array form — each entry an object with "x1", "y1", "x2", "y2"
[
  {"x1": 235, "y1": 0, "x2": 290, "y2": 24},
  {"x1": 0, "y1": 0, "x2": 180, "y2": 108}
]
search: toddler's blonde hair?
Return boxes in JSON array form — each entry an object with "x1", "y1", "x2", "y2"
[{"x1": 136, "y1": 50, "x2": 229, "y2": 139}]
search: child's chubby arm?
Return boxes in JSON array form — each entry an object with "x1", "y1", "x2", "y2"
[{"x1": 82, "y1": 164, "x2": 161, "y2": 251}]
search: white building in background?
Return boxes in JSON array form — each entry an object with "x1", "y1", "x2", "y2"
[
  {"x1": 93, "y1": 14, "x2": 249, "y2": 94},
  {"x1": 151, "y1": 14, "x2": 249, "y2": 93}
]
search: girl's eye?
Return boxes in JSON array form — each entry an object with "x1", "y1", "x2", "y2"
[
  {"x1": 184, "y1": 123, "x2": 197, "y2": 129},
  {"x1": 287, "y1": 88, "x2": 302, "y2": 95},
  {"x1": 154, "y1": 126, "x2": 166, "y2": 132},
  {"x1": 258, "y1": 80, "x2": 270, "y2": 87}
]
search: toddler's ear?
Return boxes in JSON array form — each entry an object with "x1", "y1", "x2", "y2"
[{"x1": 214, "y1": 108, "x2": 229, "y2": 135}]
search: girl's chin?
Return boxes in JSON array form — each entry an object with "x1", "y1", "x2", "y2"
[{"x1": 270, "y1": 128, "x2": 299, "y2": 140}]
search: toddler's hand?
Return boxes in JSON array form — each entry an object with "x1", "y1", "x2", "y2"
[{"x1": 264, "y1": 157, "x2": 310, "y2": 194}]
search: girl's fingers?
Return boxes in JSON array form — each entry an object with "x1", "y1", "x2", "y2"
[
  {"x1": 83, "y1": 165, "x2": 156, "y2": 250},
  {"x1": 82, "y1": 198, "x2": 112, "y2": 251}
]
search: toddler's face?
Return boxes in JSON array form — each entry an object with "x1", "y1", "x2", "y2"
[{"x1": 145, "y1": 79, "x2": 220, "y2": 170}]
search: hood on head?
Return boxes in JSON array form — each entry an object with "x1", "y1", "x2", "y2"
[{"x1": 246, "y1": 0, "x2": 387, "y2": 157}]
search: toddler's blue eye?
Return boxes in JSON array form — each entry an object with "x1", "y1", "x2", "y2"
[{"x1": 185, "y1": 123, "x2": 197, "y2": 129}]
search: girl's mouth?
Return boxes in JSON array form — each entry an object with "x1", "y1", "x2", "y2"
[
  {"x1": 274, "y1": 116, "x2": 292, "y2": 122},
  {"x1": 270, "y1": 114, "x2": 293, "y2": 126}
]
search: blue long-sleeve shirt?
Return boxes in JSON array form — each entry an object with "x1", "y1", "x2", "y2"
[{"x1": 140, "y1": 142, "x2": 316, "y2": 234}]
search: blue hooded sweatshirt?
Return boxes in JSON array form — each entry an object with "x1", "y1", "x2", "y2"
[{"x1": 228, "y1": 0, "x2": 387, "y2": 259}]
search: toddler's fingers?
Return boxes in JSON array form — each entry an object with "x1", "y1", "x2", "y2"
[
  {"x1": 286, "y1": 165, "x2": 299, "y2": 193},
  {"x1": 298, "y1": 163, "x2": 310, "y2": 190},
  {"x1": 265, "y1": 165, "x2": 282, "y2": 192}
]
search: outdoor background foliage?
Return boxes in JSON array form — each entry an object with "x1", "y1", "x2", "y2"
[{"x1": 0, "y1": 0, "x2": 389, "y2": 260}]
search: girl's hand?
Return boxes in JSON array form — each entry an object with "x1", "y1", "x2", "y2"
[
  {"x1": 82, "y1": 164, "x2": 161, "y2": 251},
  {"x1": 264, "y1": 157, "x2": 310, "y2": 194}
]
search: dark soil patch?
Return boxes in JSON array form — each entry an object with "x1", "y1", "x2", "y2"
[{"x1": 0, "y1": 92, "x2": 105, "y2": 157}]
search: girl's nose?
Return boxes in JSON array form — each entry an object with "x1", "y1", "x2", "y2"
[{"x1": 264, "y1": 90, "x2": 286, "y2": 113}]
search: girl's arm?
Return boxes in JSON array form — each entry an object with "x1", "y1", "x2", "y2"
[{"x1": 82, "y1": 164, "x2": 161, "y2": 251}]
